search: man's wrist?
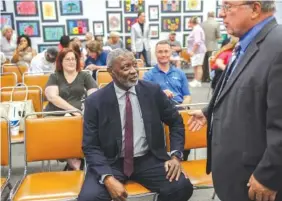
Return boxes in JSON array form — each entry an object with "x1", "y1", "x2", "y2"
[{"x1": 171, "y1": 150, "x2": 183, "y2": 161}]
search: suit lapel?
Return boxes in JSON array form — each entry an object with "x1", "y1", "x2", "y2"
[{"x1": 215, "y1": 19, "x2": 278, "y2": 106}]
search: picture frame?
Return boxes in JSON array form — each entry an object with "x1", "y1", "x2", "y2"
[
  {"x1": 106, "y1": 11, "x2": 123, "y2": 33},
  {"x1": 40, "y1": 0, "x2": 58, "y2": 22},
  {"x1": 93, "y1": 21, "x2": 104, "y2": 36},
  {"x1": 183, "y1": 0, "x2": 203, "y2": 13},
  {"x1": 37, "y1": 44, "x2": 58, "y2": 53},
  {"x1": 43, "y1": 25, "x2": 65, "y2": 42},
  {"x1": 106, "y1": 0, "x2": 121, "y2": 8},
  {"x1": 183, "y1": 16, "x2": 203, "y2": 31},
  {"x1": 66, "y1": 19, "x2": 89, "y2": 36},
  {"x1": 124, "y1": 16, "x2": 137, "y2": 33},
  {"x1": 0, "y1": 0, "x2": 6, "y2": 12},
  {"x1": 148, "y1": 5, "x2": 159, "y2": 21},
  {"x1": 161, "y1": 16, "x2": 181, "y2": 32},
  {"x1": 183, "y1": 33, "x2": 191, "y2": 47},
  {"x1": 124, "y1": 36, "x2": 131, "y2": 51},
  {"x1": 16, "y1": 20, "x2": 40, "y2": 37},
  {"x1": 149, "y1": 24, "x2": 159, "y2": 39},
  {"x1": 14, "y1": 1, "x2": 39, "y2": 17},
  {"x1": 124, "y1": 0, "x2": 145, "y2": 13},
  {"x1": 161, "y1": 0, "x2": 181, "y2": 13},
  {"x1": 60, "y1": 0, "x2": 83, "y2": 16},
  {"x1": 0, "y1": 13, "x2": 14, "y2": 31},
  {"x1": 218, "y1": 33, "x2": 228, "y2": 44}
]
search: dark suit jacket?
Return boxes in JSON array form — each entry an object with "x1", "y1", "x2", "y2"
[
  {"x1": 204, "y1": 19, "x2": 282, "y2": 200},
  {"x1": 83, "y1": 80, "x2": 184, "y2": 179}
]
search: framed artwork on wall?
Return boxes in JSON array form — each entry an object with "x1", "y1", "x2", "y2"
[
  {"x1": 60, "y1": 0, "x2": 83, "y2": 16},
  {"x1": 43, "y1": 25, "x2": 65, "y2": 42},
  {"x1": 66, "y1": 19, "x2": 89, "y2": 35},
  {"x1": 161, "y1": 0, "x2": 181, "y2": 13},
  {"x1": 40, "y1": 0, "x2": 58, "y2": 22},
  {"x1": 183, "y1": 16, "x2": 203, "y2": 31},
  {"x1": 37, "y1": 44, "x2": 58, "y2": 53},
  {"x1": 0, "y1": 0, "x2": 6, "y2": 12},
  {"x1": 106, "y1": 0, "x2": 121, "y2": 8},
  {"x1": 124, "y1": 36, "x2": 131, "y2": 51},
  {"x1": 183, "y1": 33, "x2": 191, "y2": 47},
  {"x1": 124, "y1": 16, "x2": 137, "y2": 33},
  {"x1": 218, "y1": 33, "x2": 228, "y2": 44},
  {"x1": 14, "y1": 1, "x2": 39, "y2": 17},
  {"x1": 93, "y1": 21, "x2": 104, "y2": 36},
  {"x1": 124, "y1": 0, "x2": 145, "y2": 13},
  {"x1": 0, "y1": 13, "x2": 14, "y2": 30},
  {"x1": 107, "y1": 11, "x2": 123, "y2": 33},
  {"x1": 149, "y1": 24, "x2": 159, "y2": 39},
  {"x1": 148, "y1": 5, "x2": 159, "y2": 21},
  {"x1": 16, "y1": 20, "x2": 40, "y2": 37},
  {"x1": 183, "y1": 0, "x2": 203, "y2": 13},
  {"x1": 161, "y1": 16, "x2": 181, "y2": 32}
]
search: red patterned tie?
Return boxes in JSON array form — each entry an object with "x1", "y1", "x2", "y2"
[{"x1": 123, "y1": 92, "x2": 134, "y2": 177}]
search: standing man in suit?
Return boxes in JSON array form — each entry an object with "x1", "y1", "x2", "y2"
[
  {"x1": 78, "y1": 48, "x2": 193, "y2": 201},
  {"x1": 201, "y1": 11, "x2": 221, "y2": 82},
  {"x1": 131, "y1": 11, "x2": 151, "y2": 67},
  {"x1": 188, "y1": 1, "x2": 282, "y2": 201}
]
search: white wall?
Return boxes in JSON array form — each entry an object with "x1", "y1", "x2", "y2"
[{"x1": 275, "y1": 1, "x2": 282, "y2": 24}]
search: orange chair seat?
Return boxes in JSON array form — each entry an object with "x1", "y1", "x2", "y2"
[
  {"x1": 182, "y1": 160, "x2": 213, "y2": 187},
  {"x1": 1, "y1": 178, "x2": 7, "y2": 188},
  {"x1": 125, "y1": 181, "x2": 151, "y2": 195},
  {"x1": 11, "y1": 131, "x2": 24, "y2": 144},
  {"x1": 13, "y1": 171, "x2": 84, "y2": 201}
]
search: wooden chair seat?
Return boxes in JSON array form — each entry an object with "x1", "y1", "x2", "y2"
[
  {"x1": 182, "y1": 160, "x2": 213, "y2": 187},
  {"x1": 13, "y1": 171, "x2": 84, "y2": 201},
  {"x1": 125, "y1": 181, "x2": 151, "y2": 195},
  {"x1": 11, "y1": 131, "x2": 24, "y2": 144},
  {"x1": 1, "y1": 178, "x2": 7, "y2": 188}
]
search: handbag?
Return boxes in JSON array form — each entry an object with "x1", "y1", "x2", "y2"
[{"x1": 0, "y1": 85, "x2": 36, "y2": 131}]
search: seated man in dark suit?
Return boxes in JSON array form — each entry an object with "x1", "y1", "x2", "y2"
[{"x1": 79, "y1": 48, "x2": 193, "y2": 201}]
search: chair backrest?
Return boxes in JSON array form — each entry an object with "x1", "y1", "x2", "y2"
[
  {"x1": 165, "y1": 110, "x2": 207, "y2": 151},
  {"x1": 0, "y1": 86, "x2": 43, "y2": 112},
  {"x1": 2, "y1": 64, "x2": 28, "y2": 83},
  {"x1": 96, "y1": 69, "x2": 112, "y2": 88},
  {"x1": 23, "y1": 72, "x2": 51, "y2": 97},
  {"x1": 0, "y1": 72, "x2": 17, "y2": 88},
  {"x1": 1, "y1": 117, "x2": 10, "y2": 166},
  {"x1": 138, "y1": 67, "x2": 152, "y2": 79},
  {"x1": 180, "y1": 48, "x2": 190, "y2": 63},
  {"x1": 25, "y1": 113, "x2": 83, "y2": 162}
]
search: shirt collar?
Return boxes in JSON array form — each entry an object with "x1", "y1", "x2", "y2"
[
  {"x1": 114, "y1": 82, "x2": 137, "y2": 99},
  {"x1": 239, "y1": 16, "x2": 274, "y2": 52}
]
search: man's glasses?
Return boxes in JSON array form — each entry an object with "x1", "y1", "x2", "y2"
[{"x1": 218, "y1": 2, "x2": 252, "y2": 12}]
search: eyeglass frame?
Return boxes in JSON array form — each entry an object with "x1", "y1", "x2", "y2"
[
  {"x1": 63, "y1": 58, "x2": 77, "y2": 63},
  {"x1": 218, "y1": 2, "x2": 254, "y2": 13}
]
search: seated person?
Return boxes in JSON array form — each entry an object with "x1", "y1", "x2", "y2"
[
  {"x1": 69, "y1": 40, "x2": 85, "y2": 69},
  {"x1": 105, "y1": 31, "x2": 123, "y2": 50},
  {"x1": 0, "y1": 52, "x2": 7, "y2": 65},
  {"x1": 58, "y1": 35, "x2": 70, "y2": 51},
  {"x1": 85, "y1": 40, "x2": 108, "y2": 80},
  {"x1": 143, "y1": 40, "x2": 191, "y2": 105},
  {"x1": 11, "y1": 34, "x2": 37, "y2": 66},
  {"x1": 79, "y1": 48, "x2": 193, "y2": 201},
  {"x1": 29, "y1": 47, "x2": 58, "y2": 73},
  {"x1": 167, "y1": 31, "x2": 182, "y2": 67},
  {"x1": 44, "y1": 48, "x2": 97, "y2": 170},
  {"x1": 0, "y1": 26, "x2": 17, "y2": 61}
]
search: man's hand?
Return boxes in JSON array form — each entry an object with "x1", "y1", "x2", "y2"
[
  {"x1": 248, "y1": 174, "x2": 277, "y2": 201},
  {"x1": 187, "y1": 110, "x2": 207, "y2": 132},
  {"x1": 164, "y1": 157, "x2": 183, "y2": 182},
  {"x1": 163, "y1": 89, "x2": 174, "y2": 98},
  {"x1": 104, "y1": 176, "x2": 128, "y2": 201}
]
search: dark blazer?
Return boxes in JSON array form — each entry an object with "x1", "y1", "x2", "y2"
[
  {"x1": 83, "y1": 80, "x2": 184, "y2": 178},
  {"x1": 204, "y1": 19, "x2": 282, "y2": 201}
]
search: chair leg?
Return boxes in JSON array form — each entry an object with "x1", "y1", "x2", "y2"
[{"x1": 211, "y1": 190, "x2": 216, "y2": 199}]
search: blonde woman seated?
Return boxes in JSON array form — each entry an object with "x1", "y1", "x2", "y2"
[
  {"x1": 0, "y1": 26, "x2": 17, "y2": 61},
  {"x1": 45, "y1": 48, "x2": 97, "y2": 170},
  {"x1": 105, "y1": 31, "x2": 123, "y2": 50},
  {"x1": 11, "y1": 35, "x2": 36, "y2": 66}
]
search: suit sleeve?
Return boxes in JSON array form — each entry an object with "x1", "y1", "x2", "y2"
[
  {"x1": 156, "y1": 85, "x2": 185, "y2": 153},
  {"x1": 131, "y1": 25, "x2": 136, "y2": 53},
  {"x1": 253, "y1": 52, "x2": 282, "y2": 191},
  {"x1": 83, "y1": 97, "x2": 113, "y2": 178}
]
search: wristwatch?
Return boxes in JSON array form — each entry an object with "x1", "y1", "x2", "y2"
[{"x1": 171, "y1": 151, "x2": 183, "y2": 161}]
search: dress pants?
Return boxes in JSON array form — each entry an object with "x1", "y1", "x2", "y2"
[
  {"x1": 78, "y1": 152, "x2": 193, "y2": 201},
  {"x1": 202, "y1": 51, "x2": 213, "y2": 82},
  {"x1": 136, "y1": 48, "x2": 151, "y2": 67}
]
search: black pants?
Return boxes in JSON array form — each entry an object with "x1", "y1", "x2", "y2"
[
  {"x1": 78, "y1": 152, "x2": 193, "y2": 201},
  {"x1": 136, "y1": 48, "x2": 151, "y2": 67},
  {"x1": 202, "y1": 51, "x2": 213, "y2": 82}
]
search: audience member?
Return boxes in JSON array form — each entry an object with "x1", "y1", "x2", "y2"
[
  {"x1": 11, "y1": 34, "x2": 37, "y2": 66},
  {"x1": 201, "y1": 11, "x2": 221, "y2": 82},
  {"x1": 105, "y1": 31, "x2": 124, "y2": 50},
  {"x1": 58, "y1": 35, "x2": 70, "y2": 51},
  {"x1": 187, "y1": 16, "x2": 207, "y2": 87},
  {"x1": 0, "y1": 26, "x2": 16, "y2": 61},
  {"x1": 29, "y1": 47, "x2": 58, "y2": 73},
  {"x1": 69, "y1": 40, "x2": 85, "y2": 68},
  {"x1": 188, "y1": 1, "x2": 282, "y2": 201},
  {"x1": 131, "y1": 11, "x2": 151, "y2": 66},
  {"x1": 85, "y1": 40, "x2": 108, "y2": 80},
  {"x1": 0, "y1": 52, "x2": 6, "y2": 64},
  {"x1": 167, "y1": 31, "x2": 182, "y2": 67},
  {"x1": 85, "y1": 32, "x2": 93, "y2": 42},
  {"x1": 78, "y1": 48, "x2": 193, "y2": 201}
]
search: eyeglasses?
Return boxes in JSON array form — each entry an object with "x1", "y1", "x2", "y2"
[
  {"x1": 218, "y1": 3, "x2": 251, "y2": 12},
  {"x1": 64, "y1": 58, "x2": 77, "y2": 62}
]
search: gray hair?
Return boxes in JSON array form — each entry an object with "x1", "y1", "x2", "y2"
[
  {"x1": 245, "y1": 0, "x2": 276, "y2": 12},
  {"x1": 107, "y1": 48, "x2": 133, "y2": 68},
  {"x1": 2, "y1": 25, "x2": 13, "y2": 36}
]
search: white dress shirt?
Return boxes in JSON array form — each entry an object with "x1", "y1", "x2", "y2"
[
  {"x1": 29, "y1": 50, "x2": 55, "y2": 73},
  {"x1": 0, "y1": 37, "x2": 16, "y2": 60}
]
